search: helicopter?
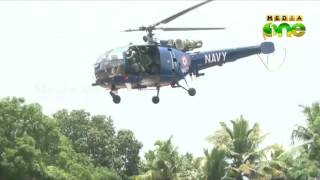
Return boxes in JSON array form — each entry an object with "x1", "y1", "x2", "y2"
[{"x1": 92, "y1": 0, "x2": 275, "y2": 104}]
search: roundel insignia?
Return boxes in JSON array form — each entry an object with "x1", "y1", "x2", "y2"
[
  {"x1": 180, "y1": 55, "x2": 191, "y2": 73},
  {"x1": 182, "y1": 56, "x2": 188, "y2": 66}
]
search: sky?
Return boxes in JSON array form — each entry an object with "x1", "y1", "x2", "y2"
[{"x1": 0, "y1": 1, "x2": 319, "y2": 156}]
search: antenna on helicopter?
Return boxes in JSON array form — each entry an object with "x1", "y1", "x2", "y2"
[{"x1": 123, "y1": 0, "x2": 225, "y2": 44}]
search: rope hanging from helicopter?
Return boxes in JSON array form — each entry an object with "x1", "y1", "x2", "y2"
[{"x1": 257, "y1": 47, "x2": 287, "y2": 72}]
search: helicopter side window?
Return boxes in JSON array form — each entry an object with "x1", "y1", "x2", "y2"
[{"x1": 125, "y1": 46, "x2": 160, "y2": 75}]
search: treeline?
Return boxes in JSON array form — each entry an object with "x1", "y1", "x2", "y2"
[
  {"x1": 0, "y1": 97, "x2": 139, "y2": 180},
  {"x1": 0, "y1": 97, "x2": 320, "y2": 180}
]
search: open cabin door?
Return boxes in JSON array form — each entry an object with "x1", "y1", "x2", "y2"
[{"x1": 125, "y1": 45, "x2": 160, "y2": 75}]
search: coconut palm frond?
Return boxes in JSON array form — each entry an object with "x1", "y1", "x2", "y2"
[
  {"x1": 291, "y1": 125, "x2": 314, "y2": 144},
  {"x1": 220, "y1": 122, "x2": 234, "y2": 140}
]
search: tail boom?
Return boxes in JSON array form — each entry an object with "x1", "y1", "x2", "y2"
[{"x1": 188, "y1": 42, "x2": 275, "y2": 72}]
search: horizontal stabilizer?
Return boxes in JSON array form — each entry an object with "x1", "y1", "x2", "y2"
[{"x1": 260, "y1": 42, "x2": 275, "y2": 54}]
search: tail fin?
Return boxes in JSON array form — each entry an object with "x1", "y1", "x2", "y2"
[{"x1": 260, "y1": 42, "x2": 275, "y2": 54}]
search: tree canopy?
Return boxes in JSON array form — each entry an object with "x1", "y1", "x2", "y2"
[
  {"x1": 1, "y1": 97, "x2": 320, "y2": 180},
  {"x1": 0, "y1": 97, "x2": 141, "y2": 180}
]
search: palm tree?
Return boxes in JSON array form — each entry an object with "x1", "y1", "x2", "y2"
[
  {"x1": 291, "y1": 103, "x2": 320, "y2": 178},
  {"x1": 133, "y1": 137, "x2": 184, "y2": 180},
  {"x1": 292, "y1": 103, "x2": 320, "y2": 159},
  {"x1": 204, "y1": 148, "x2": 228, "y2": 180},
  {"x1": 256, "y1": 144, "x2": 287, "y2": 180},
  {"x1": 206, "y1": 116, "x2": 272, "y2": 179}
]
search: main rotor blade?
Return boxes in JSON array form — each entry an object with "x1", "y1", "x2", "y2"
[
  {"x1": 123, "y1": 26, "x2": 147, "y2": 32},
  {"x1": 156, "y1": 27, "x2": 225, "y2": 31},
  {"x1": 152, "y1": 0, "x2": 214, "y2": 27},
  {"x1": 123, "y1": 29, "x2": 142, "y2": 32}
]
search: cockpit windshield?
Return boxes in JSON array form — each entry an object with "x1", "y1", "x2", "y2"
[
  {"x1": 95, "y1": 46, "x2": 129, "y2": 78},
  {"x1": 96, "y1": 45, "x2": 128, "y2": 63}
]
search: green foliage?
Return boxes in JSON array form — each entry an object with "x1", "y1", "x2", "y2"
[
  {"x1": 53, "y1": 110, "x2": 142, "y2": 179},
  {"x1": 143, "y1": 137, "x2": 181, "y2": 179},
  {"x1": 206, "y1": 116, "x2": 284, "y2": 180},
  {"x1": 136, "y1": 137, "x2": 203, "y2": 180},
  {"x1": 3, "y1": 97, "x2": 320, "y2": 180},
  {"x1": 255, "y1": 144, "x2": 287, "y2": 180},
  {"x1": 290, "y1": 102, "x2": 320, "y2": 178},
  {"x1": 53, "y1": 110, "x2": 117, "y2": 168},
  {"x1": 275, "y1": 146, "x2": 319, "y2": 180},
  {"x1": 293, "y1": 103, "x2": 320, "y2": 159},
  {"x1": 116, "y1": 129, "x2": 143, "y2": 177},
  {"x1": 204, "y1": 148, "x2": 227, "y2": 180},
  {"x1": 0, "y1": 97, "x2": 121, "y2": 180}
]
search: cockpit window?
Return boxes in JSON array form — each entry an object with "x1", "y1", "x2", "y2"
[
  {"x1": 97, "y1": 46, "x2": 128, "y2": 63},
  {"x1": 96, "y1": 46, "x2": 129, "y2": 77}
]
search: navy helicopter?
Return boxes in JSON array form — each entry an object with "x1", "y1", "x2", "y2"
[{"x1": 92, "y1": 0, "x2": 275, "y2": 104}]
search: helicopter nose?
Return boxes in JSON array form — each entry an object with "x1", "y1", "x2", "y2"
[
  {"x1": 94, "y1": 61, "x2": 105, "y2": 81},
  {"x1": 94, "y1": 59, "x2": 126, "y2": 81},
  {"x1": 94, "y1": 62, "x2": 100, "y2": 71},
  {"x1": 95, "y1": 61, "x2": 102, "y2": 71}
]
